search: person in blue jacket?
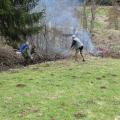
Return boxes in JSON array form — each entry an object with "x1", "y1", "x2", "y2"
[{"x1": 18, "y1": 41, "x2": 34, "y2": 65}]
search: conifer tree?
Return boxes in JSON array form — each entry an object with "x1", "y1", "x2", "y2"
[{"x1": 0, "y1": 0, "x2": 44, "y2": 48}]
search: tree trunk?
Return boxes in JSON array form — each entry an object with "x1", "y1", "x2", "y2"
[
  {"x1": 83, "y1": 2, "x2": 88, "y2": 30},
  {"x1": 90, "y1": 0, "x2": 96, "y2": 33}
]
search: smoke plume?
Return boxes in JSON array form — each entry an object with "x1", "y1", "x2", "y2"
[{"x1": 34, "y1": 0, "x2": 98, "y2": 56}]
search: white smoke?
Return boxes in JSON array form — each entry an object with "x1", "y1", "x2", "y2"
[
  {"x1": 34, "y1": 0, "x2": 98, "y2": 56},
  {"x1": 35, "y1": 0, "x2": 83, "y2": 28}
]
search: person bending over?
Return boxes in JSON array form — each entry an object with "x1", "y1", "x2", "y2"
[
  {"x1": 17, "y1": 41, "x2": 34, "y2": 66},
  {"x1": 71, "y1": 35, "x2": 85, "y2": 62}
]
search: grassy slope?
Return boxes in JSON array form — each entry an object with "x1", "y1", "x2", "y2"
[
  {"x1": 85, "y1": 6, "x2": 110, "y2": 30},
  {"x1": 0, "y1": 58, "x2": 120, "y2": 120},
  {"x1": 84, "y1": 6, "x2": 120, "y2": 52}
]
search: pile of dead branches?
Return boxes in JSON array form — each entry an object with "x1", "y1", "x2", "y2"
[
  {"x1": 0, "y1": 47, "x2": 24, "y2": 71},
  {"x1": 0, "y1": 47, "x2": 69, "y2": 71},
  {"x1": 98, "y1": 47, "x2": 120, "y2": 58}
]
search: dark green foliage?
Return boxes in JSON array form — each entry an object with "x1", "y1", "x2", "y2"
[
  {"x1": 0, "y1": 0, "x2": 44, "y2": 48},
  {"x1": 86, "y1": 0, "x2": 112, "y2": 5},
  {"x1": 99, "y1": 0, "x2": 112, "y2": 5}
]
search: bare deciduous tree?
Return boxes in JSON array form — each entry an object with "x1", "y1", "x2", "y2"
[
  {"x1": 108, "y1": 0, "x2": 120, "y2": 30},
  {"x1": 90, "y1": 0, "x2": 96, "y2": 32}
]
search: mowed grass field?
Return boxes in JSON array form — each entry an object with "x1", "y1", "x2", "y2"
[{"x1": 0, "y1": 57, "x2": 120, "y2": 120}]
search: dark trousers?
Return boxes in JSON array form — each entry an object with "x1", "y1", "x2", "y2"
[{"x1": 75, "y1": 46, "x2": 85, "y2": 61}]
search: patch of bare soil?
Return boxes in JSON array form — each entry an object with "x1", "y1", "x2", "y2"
[
  {"x1": 19, "y1": 106, "x2": 39, "y2": 117},
  {"x1": 16, "y1": 84, "x2": 26, "y2": 88},
  {"x1": 74, "y1": 112, "x2": 87, "y2": 119},
  {"x1": 100, "y1": 86, "x2": 107, "y2": 89}
]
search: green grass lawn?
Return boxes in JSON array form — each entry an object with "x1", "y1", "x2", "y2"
[{"x1": 0, "y1": 58, "x2": 120, "y2": 120}]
